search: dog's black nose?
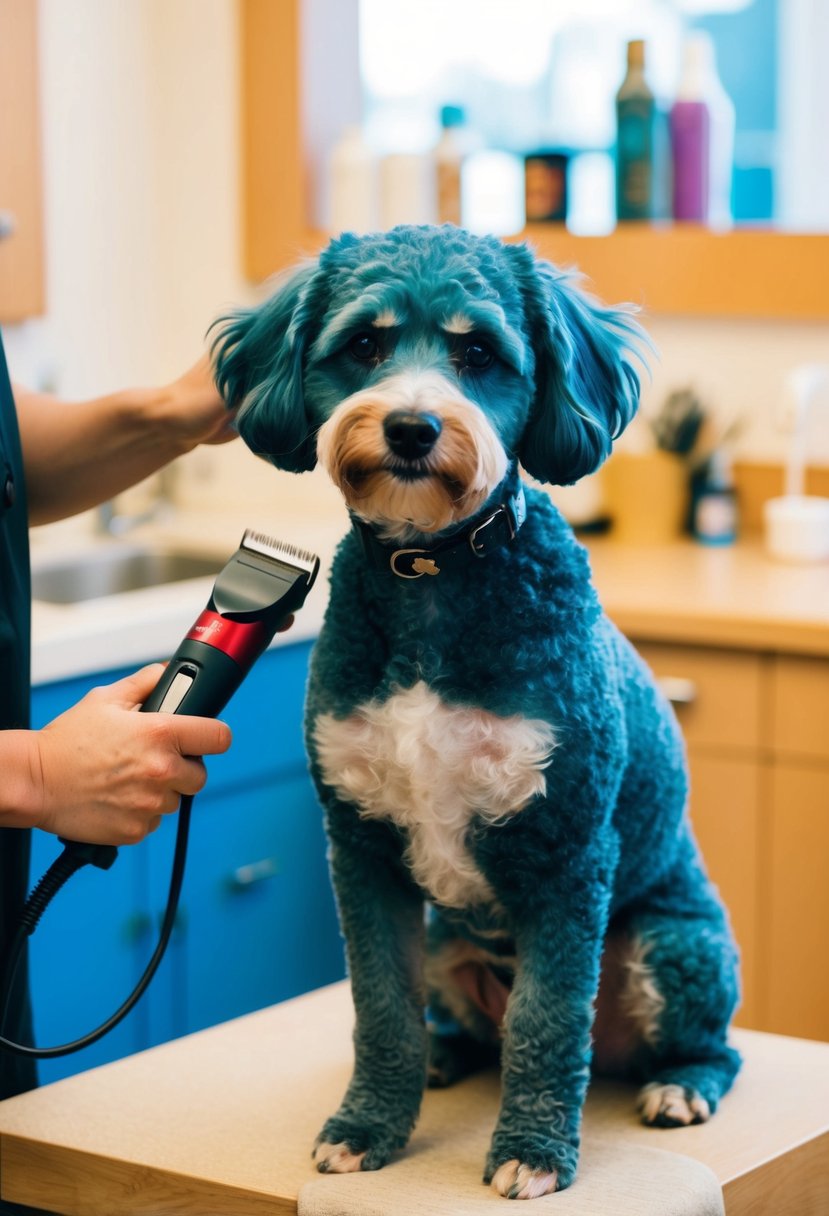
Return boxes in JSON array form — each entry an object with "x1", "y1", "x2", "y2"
[{"x1": 383, "y1": 411, "x2": 442, "y2": 460}]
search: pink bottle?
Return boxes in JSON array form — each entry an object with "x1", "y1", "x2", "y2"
[{"x1": 670, "y1": 36, "x2": 712, "y2": 223}]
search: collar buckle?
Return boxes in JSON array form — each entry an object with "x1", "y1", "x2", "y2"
[
  {"x1": 468, "y1": 506, "x2": 511, "y2": 557},
  {"x1": 468, "y1": 485, "x2": 525, "y2": 557}
]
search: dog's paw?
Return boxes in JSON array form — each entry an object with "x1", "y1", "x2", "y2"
[
  {"x1": 638, "y1": 1082, "x2": 711, "y2": 1128},
  {"x1": 313, "y1": 1116, "x2": 408, "y2": 1174},
  {"x1": 313, "y1": 1141, "x2": 366, "y2": 1173},
  {"x1": 489, "y1": 1160, "x2": 559, "y2": 1200},
  {"x1": 485, "y1": 1138, "x2": 577, "y2": 1199}
]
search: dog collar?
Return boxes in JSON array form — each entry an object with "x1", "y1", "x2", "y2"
[{"x1": 353, "y1": 479, "x2": 527, "y2": 580}]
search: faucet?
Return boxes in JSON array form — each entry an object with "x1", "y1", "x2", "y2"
[{"x1": 96, "y1": 466, "x2": 177, "y2": 536}]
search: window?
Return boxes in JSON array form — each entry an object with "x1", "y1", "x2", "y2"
[{"x1": 351, "y1": 0, "x2": 828, "y2": 233}]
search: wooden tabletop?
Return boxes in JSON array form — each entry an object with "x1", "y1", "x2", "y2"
[
  {"x1": 1, "y1": 983, "x2": 827, "y2": 1215},
  {"x1": 587, "y1": 538, "x2": 829, "y2": 657}
]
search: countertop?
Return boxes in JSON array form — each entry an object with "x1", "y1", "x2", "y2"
[
  {"x1": 29, "y1": 510, "x2": 829, "y2": 687},
  {"x1": 586, "y1": 536, "x2": 829, "y2": 657}
]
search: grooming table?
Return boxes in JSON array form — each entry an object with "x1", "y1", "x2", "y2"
[{"x1": 0, "y1": 982, "x2": 827, "y2": 1216}]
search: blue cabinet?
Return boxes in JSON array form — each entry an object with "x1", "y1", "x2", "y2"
[{"x1": 27, "y1": 641, "x2": 346, "y2": 1084}]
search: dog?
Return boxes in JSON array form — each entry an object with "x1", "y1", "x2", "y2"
[{"x1": 212, "y1": 225, "x2": 741, "y2": 1200}]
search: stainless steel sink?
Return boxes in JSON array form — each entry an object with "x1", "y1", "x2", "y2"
[{"x1": 31, "y1": 545, "x2": 222, "y2": 604}]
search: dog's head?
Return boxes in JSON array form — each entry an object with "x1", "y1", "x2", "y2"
[{"x1": 212, "y1": 226, "x2": 646, "y2": 539}]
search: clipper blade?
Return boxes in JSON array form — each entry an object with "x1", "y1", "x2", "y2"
[{"x1": 241, "y1": 529, "x2": 320, "y2": 584}]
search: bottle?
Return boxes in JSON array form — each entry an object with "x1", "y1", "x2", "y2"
[
  {"x1": 670, "y1": 38, "x2": 711, "y2": 222},
  {"x1": 615, "y1": 40, "x2": 657, "y2": 222},
  {"x1": 435, "y1": 105, "x2": 466, "y2": 226},
  {"x1": 524, "y1": 151, "x2": 569, "y2": 224},
  {"x1": 461, "y1": 149, "x2": 525, "y2": 237},
  {"x1": 689, "y1": 31, "x2": 735, "y2": 230},
  {"x1": 379, "y1": 153, "x2": 436, "y2": 229},
  {"x1": 691, "y1": 448, "x2": 738, "y2": 546},
  {"x1": 328, "y1": 126, "x2": 378, "y2": 235}
]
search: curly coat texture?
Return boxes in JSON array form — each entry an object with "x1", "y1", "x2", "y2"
[{"x1": 212, "y1": 225, "x2": 741, "y2": 1198}]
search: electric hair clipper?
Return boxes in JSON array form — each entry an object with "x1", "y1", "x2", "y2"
[
  {"x1": 0, "y1": 529, "x2": 320, "y2": 1060},
  {"x1": 141, "y1": 529, "x2": 320, "y2": 718}
]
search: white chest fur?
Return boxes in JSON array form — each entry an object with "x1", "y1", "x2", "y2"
[{"x1": 313, "y1": 681, "x2": 556, "y2": 908}]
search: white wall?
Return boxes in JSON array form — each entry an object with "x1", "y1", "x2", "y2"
[
  {"x1": 5, "y1": 0, "x2": 249, "y2": 392},
  {"x1": 2, "y1": 0, "x2": 828, "y2": 528},
  {"x1": 640, "y1": 315, "x2": 829, "y2": 466}
]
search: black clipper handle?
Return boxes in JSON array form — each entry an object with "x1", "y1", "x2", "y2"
[{"x1": 140, "y1": 639, "x2": 249, "y2": 719}]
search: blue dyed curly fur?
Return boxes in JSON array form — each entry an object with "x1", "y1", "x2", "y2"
[{"x1": 212, "y1": 226, "x2": 741, "y2": 1198}]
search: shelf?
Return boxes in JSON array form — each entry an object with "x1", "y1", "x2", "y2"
[
  {"x1": 251, "y1": 224, "x2": 829, "y2": 323},
  {"x1": 518, "y1": 225, "x2": 829, "y2": 321},
  {"x1": 241, "y1": 0, "x2": 829, "y2": 322}
]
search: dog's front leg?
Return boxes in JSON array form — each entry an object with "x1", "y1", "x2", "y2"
[
  {"x1": 482, "y1": 840, "x2": 614, "y2": 1199},
  {"x1": 313, "y1": 801, "x2": 427, "y2": 1174}
]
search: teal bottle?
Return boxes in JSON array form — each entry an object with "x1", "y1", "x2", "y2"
[{"x1": 615, "y1": 39, "x2": 657, "y2": 222}]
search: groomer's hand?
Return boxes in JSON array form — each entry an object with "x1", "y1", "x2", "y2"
[
  {"x1": 160, "y1": 353, "x2": 239, "y2": 448},
  {"x1": 28, "y1": 664, "x2": 232, "y2": 846}
]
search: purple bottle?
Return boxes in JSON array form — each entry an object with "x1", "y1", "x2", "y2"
[{"x1": 670, "y1": 38, "x2": 711, "y2": 223}]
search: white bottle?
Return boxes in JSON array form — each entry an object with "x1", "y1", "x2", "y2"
[
  {"x1": 462, "y1": 150, "x2": 525, "y2": 236},
  {"x1": 379, "y1": 152, "x2": 436, "y2": 229},
  {"x1": 328, "y1": 126, "x2": 378, "y2": 235}
]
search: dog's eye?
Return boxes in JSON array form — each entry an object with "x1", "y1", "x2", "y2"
[
  {"x1": 348, "y1": 333, "x2": 379, "y2": 363},
  {"x1": 463, "y1": 340, "x2": 495, "y2": 371}
]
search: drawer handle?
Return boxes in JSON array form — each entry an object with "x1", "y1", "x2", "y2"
[
  {"x1": 123, "y1": 909, "x2": 187, "y2": 941},
  {"x1": 657, "y1": 676, "x2": 697, "y2": 706},
  {"x1": 227, "y1": 857, "x2": 278, "y2": 891}
]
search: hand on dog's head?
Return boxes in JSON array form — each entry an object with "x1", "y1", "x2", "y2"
[{"x1": 210, "y1": 225, "x2": 648, "y2": 537}]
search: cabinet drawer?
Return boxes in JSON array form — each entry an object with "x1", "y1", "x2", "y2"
[
  {"x1": 767, "y1": 765, "x2": 829, "y2": 1040},
  {"x1": 770, "y1": 654, "x2": 829, "y2": 762},
  {"x1": 172, "y1": 773, "x2": 345, "y2": 1034},
  {"x1": 687, "y1": 753, "x2": 760, "y2": 1029},
  {"x1": 634, "y1": 642, "x2": 764, "y2": 751}
]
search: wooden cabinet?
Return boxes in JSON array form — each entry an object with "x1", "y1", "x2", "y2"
[
  {"x1": 771, "y1": 655, "x2": 829, "y2": 762},
  {"x1": 683, "y1": 752, "x2": 761, "y2": 1029},
  {"x1": 0, "y1": 0, "x2": 45, "y2": 320},
  {"x1": 634, "y1": 641, "x2": 829, "y2": 1041},
  {"x1": 634, "y1": 644, "x2": 765, "y2": 751},
  {"x1": 767, "y1": 766, "x2": 829, "y2": 1041},
  {"x1": 766, "y1": 656, "x2": 829, "y2": 1040}
]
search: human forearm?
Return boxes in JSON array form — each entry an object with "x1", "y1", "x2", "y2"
[
  {"x1": 14, "y1": 356, "x2": 235, "y2": 525},
  {"x1": 15, "y1": 385, "x2": 187, "y2": 524},
  {"x1": 0, "y1": 731, "x2": 43, "y2": 828}
]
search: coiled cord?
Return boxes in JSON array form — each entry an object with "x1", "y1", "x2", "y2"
[{"x1": 0, "y1": 795, "x2": 192, "y2": 1059}]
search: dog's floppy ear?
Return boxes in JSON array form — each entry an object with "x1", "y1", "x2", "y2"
[
  {"x1": 507, "y1": 245, "x2": 647, "y2": 486},
  {"x1": 210, "y1": 262, "x2": 324, "y2": 473}
]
